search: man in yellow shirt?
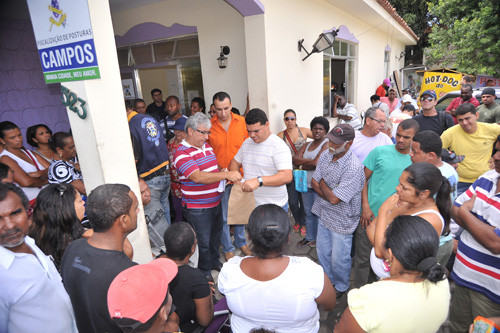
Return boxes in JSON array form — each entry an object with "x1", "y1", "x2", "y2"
[{"x1": 441, "y1": 103, "x2": 500, "y2": 196}]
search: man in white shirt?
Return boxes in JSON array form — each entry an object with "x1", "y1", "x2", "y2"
[
  {"x1": 350, "y1": 107, "x2": 393, "y2": 164},
  {"x1": 230, "y1": 108, "x2": 293, "y2": 209},
  {"x1": 0, "y1": 183, "x2": 77, "y2": 333},
  {"x1": 331, "y1": 94, "x2": 361, "y2": 130}
]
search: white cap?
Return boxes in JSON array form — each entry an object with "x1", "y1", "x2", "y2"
[{"x1": 402, "y1": 95, "x2": 413, "y2": 103}]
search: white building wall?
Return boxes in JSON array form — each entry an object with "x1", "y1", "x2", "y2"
[
  {"x1": 111, "y1": 0, "x2": 414, "y2": 133},
  {"x1": 111, "y1": 0, "x2": 249, "y2": 112},
  {"x1": 260, "y1": 0, "x2": 412, "y2": 133}
]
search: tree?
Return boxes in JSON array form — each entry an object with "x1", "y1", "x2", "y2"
[
  {"x1": 426, "y1": 0, "x2": 500, "y2": 76},
  {"x1": 388, "y1": 0, "x2": 436, "y2": 65}
]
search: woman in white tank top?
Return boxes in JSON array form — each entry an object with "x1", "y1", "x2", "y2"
[
  {"x1": 367, "y1": 162, "x2": 452, "y2": 278},
  {"x1": 0, "y1": 122, "x2": 49, "y2": 202}
]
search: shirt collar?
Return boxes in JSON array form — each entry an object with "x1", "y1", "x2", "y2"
[
  {"x1": 127, "y1": 111, "x2": 138, "y2": 122},
  {"x1": 181, "y1": 139, "x2": 206, "y2": 151},
  {"x1": 328, "y1": 149, "x2": 353, "y2": 163},
  {"x1": 0, "y1": 236, "x2": 42, "y2": 270}
]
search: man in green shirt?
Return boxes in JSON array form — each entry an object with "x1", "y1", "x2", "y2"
[{"x1": 477, "y1": 88, "x2": 500, "y2": 124}]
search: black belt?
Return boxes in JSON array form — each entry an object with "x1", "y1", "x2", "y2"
[{"x1": 142, "y1": 166, "x2": 168, "y2": 181}]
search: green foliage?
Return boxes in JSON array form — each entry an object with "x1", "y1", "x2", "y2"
[
  {"x1": 388, "y1": 0, "x2": 437, "y2": 65},
  {"x1": 426, "y1": 0, "x2": 500, "y2": 76}
]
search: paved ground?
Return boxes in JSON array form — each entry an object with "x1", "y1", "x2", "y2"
[{"x1": 211, "y1": 215, "x2": 452, "y2": 332}]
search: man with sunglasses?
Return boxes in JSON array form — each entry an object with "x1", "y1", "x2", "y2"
[
  {"x1": 413, "y1": 90, "x2": 454, "y2": 135},
  {"x1": 174, "y1": 112, "x2": 242, "y2": 280}
]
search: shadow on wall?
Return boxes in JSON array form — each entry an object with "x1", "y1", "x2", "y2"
[{"x1": 0, "y1": 18, "x2": 71, "y2": 147}]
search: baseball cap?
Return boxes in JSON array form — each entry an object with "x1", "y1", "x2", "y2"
[
  {"x1": 107, "y1": 258, "x2": 178, "y2": 324},
  {"x1": 401, "y1": 95, "x2": 413, "y2": 103},
  {"x1": 383, "y1": 78, "x2": 391, "y2": 86},
  {"x1": 171, "y1": 117, "x2": 187, "y2": 131},
  {"x1": 421, "y1": 90, "x2": 437, "y2": 100},
  {"x1": 441, "y1": 149, "x2": 464, "y2": 164},
  {"x1": 325, "y1": 124, "x2": 355, "y2": 145},
  {"x1": 481, "y1": 87, "x2": 495, "y2": 96}
]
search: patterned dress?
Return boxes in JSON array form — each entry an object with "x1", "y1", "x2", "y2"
[{"x1": 167, "y1": 138, "x2": 182, "y2": 198}]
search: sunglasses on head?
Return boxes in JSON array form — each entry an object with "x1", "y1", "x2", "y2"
[{"x1": 284, "y1": 117, "x2": 296, "y2": 121}]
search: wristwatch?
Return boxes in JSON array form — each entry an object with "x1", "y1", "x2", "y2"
[{"x1": 257, "y1": 176, "x2": 264, "y2": 187}]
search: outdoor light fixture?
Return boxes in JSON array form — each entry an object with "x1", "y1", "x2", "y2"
[
  {"x1": 298, "y1": 28, "x2": 339, "y2": 61},
  {"x1": 396, "y1": 51, "x2": 406, "y2": 61},
  {"x1": 217, "y1": 46, "x2": 230, "y2": 69}
]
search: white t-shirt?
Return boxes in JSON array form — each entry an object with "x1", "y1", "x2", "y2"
[
  {"x1": 350, "y1": 131, "x2": 392, "y2": 164},
  {"x1": 218, "y1": 256, "x2": 324, "y2": 333},
  {"x1": 234, "y1": 134, "x2": 292, "y2": 207}
]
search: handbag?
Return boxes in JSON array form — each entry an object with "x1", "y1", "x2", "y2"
[{"x1": 293, "y1": 167, "x2": 308, "y2": 193}]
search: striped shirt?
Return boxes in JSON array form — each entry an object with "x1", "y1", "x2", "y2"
[
  {"x1": 234, "y1": 134, "x2": 292, "y2": 207},
  {"x1": 452, "y1": 170, "x2": 500, "y2": 304},
  {"x1": 173, "y1": 140, "x2": 222, "y2": 209},
  {"x1": 337, "y1": 103, "x2": 362, "y2": 130}
]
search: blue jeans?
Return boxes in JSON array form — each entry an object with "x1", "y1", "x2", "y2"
[
  {"x1": 183, "y1": 203, "x2": 223, "y2": 275},
  {"x1": 302, "y1": 189, "x2": 319, "y2": 242},
  {"x1": 316, "y1": 221, "x2": 353, "y2": 293},
  {"x1": 286, "y1": 180, "x2": 305, "y2": 226},
  {"x1": 457, "y1": 181, "x2": 473, "y2": 197},
  {"x1": 145, "y1": 174, "x2": 171, "y2": 249},
  {"x1": 221, "y1": 184, "x2": 246, "y2": 253}
]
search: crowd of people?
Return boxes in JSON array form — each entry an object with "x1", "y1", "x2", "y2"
[{"x1": 0, "y1": 81, "x2": 499, "y2": 333}]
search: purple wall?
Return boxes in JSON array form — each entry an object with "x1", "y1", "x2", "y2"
[{"x1": 0, "y1": 18, "x2": 71, "y2": 148}]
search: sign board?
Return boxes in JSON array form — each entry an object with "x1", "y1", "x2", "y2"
[
  {"x1": 26, "y1": 0, "x2": 100, "y2": 84},
  {"x1": 476, "y1": 75, "x2": 500, "y2": 88},
  {"x1": 420, "y1": 71, "x2": 462, "y2": 100}
]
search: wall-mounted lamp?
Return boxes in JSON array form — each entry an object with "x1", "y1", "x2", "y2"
[
  {"x1": 217, "y1": 46, "x2": 230, "y2": 69},
  {"x1": 298, "y1": 28, "x2": 339, "y2": 61},
  {"x1": 396, "y1": 51, "x2": 406, "y2": 61}
]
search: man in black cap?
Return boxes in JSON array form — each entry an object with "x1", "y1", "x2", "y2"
[
  {"x1": 413, "y1": 89, "x2": 454, "y2": 135},
  {"x1": 477, "y1": 88, "x2": 500, "y2": 124},
  {"x1": 311, "y1": 124, "x2": 365, "y2": 299}
]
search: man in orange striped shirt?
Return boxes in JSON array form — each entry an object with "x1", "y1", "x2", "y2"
[{"x1": 208, "y1": 92, "x2": 250, "y2": 261}]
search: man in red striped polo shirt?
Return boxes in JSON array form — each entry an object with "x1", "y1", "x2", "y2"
[{"x1": 174, "y1": 112, "x2": 242, "y2": 278}]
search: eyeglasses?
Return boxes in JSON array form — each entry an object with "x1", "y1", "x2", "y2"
[
  {"x1": 284, "y1": 117, "x2": 296, "y2": 121},
  {"x1": 420, "y1": 96, "x2": 434, "y2": 102},
  {"x1": 368, "y1": 117, "x2": 385, "y2": 124},
  {"x1": 196, "y1": 129, "x2": 212, "y2": 135}
]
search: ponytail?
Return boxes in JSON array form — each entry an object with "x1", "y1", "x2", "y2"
[
  {"x1": 416, "y1": 256, "x2": 446, "y2": 283},
  {"x1": 435, "y1": 176, "x2": 451, "y2": 236}
]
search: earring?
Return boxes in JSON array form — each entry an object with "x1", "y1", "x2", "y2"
[
  {"x1": 383, "y1": 259, "x2": 392, "y2": 272},
  {"x1": 59, "y1": 152, "x2": 63, "y2": 158}
]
